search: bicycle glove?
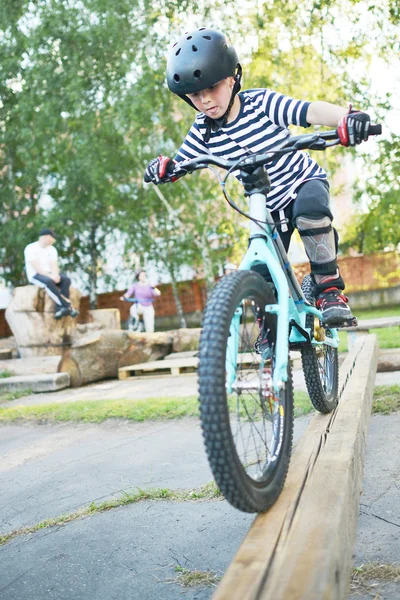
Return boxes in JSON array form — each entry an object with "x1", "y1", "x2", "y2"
[
  {"x1": 144, "y1": 155, "x2": 176, "y2": 184},
  {"x1": 338, "y1": 110, "x2": 371, "y2": 146}
]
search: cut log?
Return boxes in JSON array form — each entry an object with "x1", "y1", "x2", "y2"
[
  {"x1": 58, "y1": 329, "x2": 173, "y2": 387},
  {"x1": 119, "y1": 331, "x2": 174, "y2": 368},
  {"x1": 377, "y1": 347, "x2": 400, "y2": 372},
  {"x1": 171, "y1": 328, "x2": 201, "y2": 353},
  {"x1": 89, "y1": 308, "x2": 121, "y2": 330},
  {"x1": 5, "y1": 285, "x2": 81, "y2": 358}
]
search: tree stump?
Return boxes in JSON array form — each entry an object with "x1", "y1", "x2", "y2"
[
  {"x1": 5, "y1": 285, "x2": 81, "y2": 358},
  {"x1": 58, "y1": 329, "x2": 173, "y2": 387}
]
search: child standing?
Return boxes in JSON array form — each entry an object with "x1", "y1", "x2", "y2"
[{"x1": 144, "y1": 28, "x2": 371, "y2": 327}]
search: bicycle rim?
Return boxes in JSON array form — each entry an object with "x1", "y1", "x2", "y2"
[
  {"x1": 198, "y1": 270, "x2": 294, "y2": 513},
  {"x1": 301, "y1": 275, "x2": 339, "y2": 413}
]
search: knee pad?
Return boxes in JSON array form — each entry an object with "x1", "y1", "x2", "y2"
[{"x1": 296, "y1": 216, "x2": 337, "y2": 269}]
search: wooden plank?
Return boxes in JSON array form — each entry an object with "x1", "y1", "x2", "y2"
[
  {"x1": 118, "y1": 356, "x2": 199, "y2": 379},
  {"x1": 164, "y1": 351, "x2": 199, "y2": 360},
  {"x1": 213, "y1": 335, "x2": 378, "y2": 600},
  {"x1": 118, "y1": 352, "x2": 263, "y2": 380}
]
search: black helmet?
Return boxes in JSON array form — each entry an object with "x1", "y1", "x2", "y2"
[{"x1": 167, "y1": 28, "x2": 240, "y2": 96}]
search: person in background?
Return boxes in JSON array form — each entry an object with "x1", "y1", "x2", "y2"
[
  {"x1": 24, "y1": 228, "x2": 78, "y2": 320},
  {"x1": 120, "y1": 270, "x2": 161, "y2": 333}
]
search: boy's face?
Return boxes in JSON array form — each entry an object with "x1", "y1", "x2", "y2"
[{"x1": 187, "y1": 77, "x2": 235, "y2": 118}]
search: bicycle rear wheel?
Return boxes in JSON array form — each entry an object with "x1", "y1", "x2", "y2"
[
  {"x1": 301, "y1": 275, "x2": 339, "y2": 413},
  {"x1": 198, "y1": 270, "x2": 294, "y2": 513}
]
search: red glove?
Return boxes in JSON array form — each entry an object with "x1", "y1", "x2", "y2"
[
  {"x1": 144, "y1": 155, "x2": 177, "y2": 184},
  {"x1": 338, "y1": 108, "x2": 371, "y2": 146}
]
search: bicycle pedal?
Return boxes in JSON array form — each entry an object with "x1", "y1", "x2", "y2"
[{"x1": 323, "y1": 316, "x2": 358, "y2": 329}]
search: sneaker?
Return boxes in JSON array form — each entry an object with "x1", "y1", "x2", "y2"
[
  {"x1": 54, "y1": 306, "x2": 71, "y2": 320},
  {"x1": 316, "y1": 287, "x2": 354, "y2": 326},
  {"x1": 68, "y1": 307, "x2": 79, "y2": 318}
]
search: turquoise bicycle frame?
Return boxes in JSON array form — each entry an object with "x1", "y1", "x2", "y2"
[{"x1": 226, "y1": 192, "x2": 339, "y2": 394}]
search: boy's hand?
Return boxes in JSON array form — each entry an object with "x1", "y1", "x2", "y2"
[
  {"x1": 144, "y1": 156, "x2": 176, "y2": 184},
  {"x1": 337, "y1": 111, "x2": 371, "y2": 146}
]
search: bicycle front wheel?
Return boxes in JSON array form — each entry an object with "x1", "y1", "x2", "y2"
[
  {"x1": 198, "y1": 270, "x2": 294, "y2": 513},
  {"x1": 301, "y1": 275, "x2": 339, "y2": 413}
]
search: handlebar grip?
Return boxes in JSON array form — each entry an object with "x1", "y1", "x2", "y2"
[{"x1": 369, "y1": 124, "x2": 382, "y2": 136}]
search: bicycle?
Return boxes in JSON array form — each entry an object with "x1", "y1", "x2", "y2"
[
  {"x1": 121, "y1": 297, "x2": 151, "y2": 332},
  {"x1": 170, "y1": 125, "x2": 381, "y2": 513}
]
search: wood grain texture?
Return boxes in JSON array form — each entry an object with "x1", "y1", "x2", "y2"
[{"x1": 214, "y1": 335, "x2": 378, "y2": 600}]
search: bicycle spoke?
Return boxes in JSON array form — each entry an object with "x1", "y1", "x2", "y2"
[{"x1": 225, "y1": 301, "x2": 284, "y2": 480}]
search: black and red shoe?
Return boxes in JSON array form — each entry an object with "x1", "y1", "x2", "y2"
[{"x1": 316, "y1": 287, "x2": 356, "y2": 327}]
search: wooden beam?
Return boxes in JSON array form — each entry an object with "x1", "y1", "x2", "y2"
[{"x1": 213, "y1": 334, "x2": 378, "y2": 600}]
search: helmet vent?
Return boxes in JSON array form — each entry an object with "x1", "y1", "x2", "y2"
[
  {"x1": 194, "y1": 70, "x2": 201, "y2": 79},
  {"x1": 203, "y1": 35, "x2": 211, "y2": 40},
  {"x1": 174, "y1": 74, "x2": 180, "y2": 82},
  {"x1": 175, "y1": 48, "x2": 181, "y2": 56},
  {"x1": 187, "y1": 35, "x2": 192, "y2": 40},
  {"x1": 192, "y1": 45, "x2": 198, "y2": 52}
]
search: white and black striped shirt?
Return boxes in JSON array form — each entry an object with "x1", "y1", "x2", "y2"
[{"x1": 174, "y1": 88, "x2": 327, "y2": 212}]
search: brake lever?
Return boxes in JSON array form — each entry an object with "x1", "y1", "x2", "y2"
[
  {"x1": 291, "y1": 134, "x2": 327, "y2": 151},
  {"x1": 172, "y1": 162, "x2": 209, "y2": 178}
]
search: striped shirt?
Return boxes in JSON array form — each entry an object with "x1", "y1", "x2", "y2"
[{"x1": 174, "y1": 89, "x2": 327, "y2": 212}]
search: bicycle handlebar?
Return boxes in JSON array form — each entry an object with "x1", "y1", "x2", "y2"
[
  {"x1": 171, "y1": 125, "x2": 382, "y2": 176},
  {"x1": 121, "y1": 296, "x2": 156, "y2": 303}
]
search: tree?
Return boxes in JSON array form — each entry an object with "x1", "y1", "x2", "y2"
[{"x1": 341, "y1": 136, "x2": 400, "y2": 254}]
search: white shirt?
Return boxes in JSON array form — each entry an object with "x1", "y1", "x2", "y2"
[{"x1": 24, "y1": 241, "x2": 58, "y2": 282}]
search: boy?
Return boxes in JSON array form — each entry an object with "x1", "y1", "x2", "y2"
[{"x1": 144, "y1": 27, "x2": 371, "y2": 326}]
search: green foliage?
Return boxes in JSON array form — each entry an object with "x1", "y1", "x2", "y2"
[
  {"x1": 341, "y1": 136, "x2": 400, "y2": 254},
  {"x1": 0, "y1": 0, "x2": 398, "y2": 298}
]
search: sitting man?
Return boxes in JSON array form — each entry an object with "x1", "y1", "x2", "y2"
[{"x1": 24, "y1": 228, "x2": 78, "y2": 320}]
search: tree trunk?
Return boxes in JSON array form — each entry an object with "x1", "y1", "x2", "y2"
[
  {"x1": 170, "y1": 278, "x2": 187, "y2": 328},
  {"x1": 88, "y1": 223, "x2": 98, "y2": 309},
  {"x1": 58, "y1": 329, "x2": 173, "y2": 387},
  {"x1": 199, "y1": 229, "x2": 215, "y2": 296}
]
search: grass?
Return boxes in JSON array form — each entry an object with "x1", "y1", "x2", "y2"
[
  {"x1": 0, "y1": 389, "x2": 32, "y2": 403},
  {"x1": 171, "y1": 566, "x2": 221, "y2": 588},
  {"x1": 0, "y1": 391, "x2": 312, "y2": 424},
  {"x1": 372, "y1": 385, "x2": 400, "y2": 415},
  {"x1": 0, "y1": 481, "x2": 222, "y2": 547},
  {"x1": 0, "y1": 369, "x2": 14, "y2": 378},
  {"x1": 337, "y1": 306, "x2": 400, "y2": 353},
  {"x1": 350, "y1": 562, "x2": 400, "y2": 596},
  {"x1": 355, "y1": 306, "x2": 400, "y2": 320}
]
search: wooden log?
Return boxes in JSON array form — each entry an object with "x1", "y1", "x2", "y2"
[
  {"x1": 58, "y1": 329, "x2": 173, "y2": 387},
  {"x1": 89, "y1": 308, "x2": 121, "y2": 330},
  {"x1": 5, "y1": 285, "x2": 81, "y2": 358},
  {"x1": 377, "y1": 347, "x2": 400, "y2": 372},
  {"x1": 213, "y1": 335, "x2": 378, "y2": 600}
]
